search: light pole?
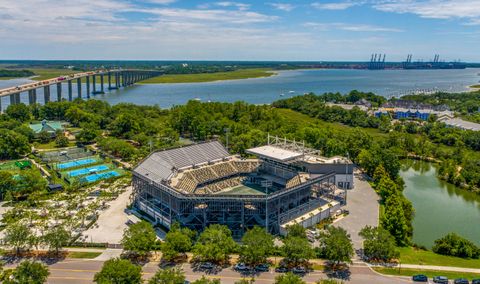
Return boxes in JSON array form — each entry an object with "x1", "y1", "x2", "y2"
[
  {"x1": 344, "y1": 151, "x2": 349, "y2": 205},
  {"x1": 224, "y1": 128, "x2": 230, "y2": 152}
]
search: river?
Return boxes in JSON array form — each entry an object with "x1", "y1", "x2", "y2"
[
  {"x1": 400, "y1": 160, "x2": 480, "y2": 248},
  {"x1": 1, "y1": 68, "x2": 479, "y2": 108}
]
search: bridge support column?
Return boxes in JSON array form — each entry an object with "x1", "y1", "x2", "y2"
[
  {"x1": 44, "y1": 86, "x2": 50, "y2": 103},
  {"x1": 122, "y1": 73, "x2": 126, "y2": 87},
  {"x1": 77, "y1": 78, "x2": 82, "y2": 98},
  {"x1": 0, "y1": 97, "x2": 2, "y2": 112},
  {"x1": 100, "y1": 74, "x2": 104, "y2": 93},
  {"x1": 68, "y1": 80, "x2": 73, "y2": 101},
  {"x1": 86, "y1": 76, "x2": 90, "y2": 98},
  {"x1": 9, "y1": 94, "x2": 15, "y2": 105},
  {"x1": 28, "y1": 89, "x2": 36, "y2": 105},
  {"x1": 92, "y1": 75, "x2": 97, "y2": 94},
  {"x1": 108, "y1": 72, "x2": 112, "y2": 89},
  {"x1": 56, "y1": 83, "x2": 62, "y2": 101}
]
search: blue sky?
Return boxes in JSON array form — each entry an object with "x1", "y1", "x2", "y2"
[{"x1": 0, "y1": 0, "x2": 479, "y2": 61}]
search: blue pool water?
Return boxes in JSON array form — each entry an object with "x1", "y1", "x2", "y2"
[
  {"x1": 57, "y1": 158, "x2": 96, "y2": 170},
  {"x1": 67, "y1": 164, "x2": 109, "y2": 177},
  {"x1": 81, "y1": 171, "x2": 121, "y2": 183}
]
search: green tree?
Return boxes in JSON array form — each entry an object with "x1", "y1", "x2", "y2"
[
  {"x1": 0, "y1": 171, "x2": 16, "y2": 199},
  {"x1": 191, "y1": 276, "x2": 221, "y2": 284},
  {"x1": 54, "y1": 135, "x2": 69, "y2": 147},
  {"x1": 274, "y1": 272, "x2": 306, "y2": 284},
  {"x1": 6, "y1": 260, "x2": 49, "y2": 284},
  {"x1": 240, "y1": 226, "x2": 274, "y2": 266},
  {"x1": 37, "y1": 130, "x2": 52, "y2": 144},
  {"x1": 317, "y1": 226, "x2": 354, "y2": 266},
  {"x1": 43, "y1": 225, "x2": 70, "y2": 254},
  {"x1": 94, "y1": 258, "x2": 142, "y2": 284},
  {"x1": 282, "y1": 236, "x2": 314, "y2": 266},
  {"x1": 432, "y1": 233, "x2": 480, "y2": 259},
  {"x1": 193, "y1": 224, "x2": 236, "y2": 264},
  {"x1": 286, "y1": 223, "x2": 307, "y2": 239},
  {"x1": 76, "y1": 123, "x2": 100, "y2": 144},
  {"x1": 6, "y1": 103, "x2": 31, "y2": 122},
  {"x1": 235, "y1": 279, "x2": 255, "y2": 284},
  {"x1": 148, "y1": 268, "x2": 186, "y2": 284},
  {"x1": 161, "y1": 224, "x2": 194, "y2": 262},
  {"x1": 121, "y1": 221, "x2": 157, "y2": 259},
  {"x1": 381, "y1": 193, "x2": 411, "y2": 246},
  {"x1": 3, "y1": 222, "x2": 32, "y2": 255},
  {"x1": 0, "y1": 130, "x2": 30, "y2": 159},
  {"x1": 359, "y1": 226, "x2": 399, "y2": 262}
]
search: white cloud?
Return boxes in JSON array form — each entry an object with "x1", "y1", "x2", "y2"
[
  {"x1": 214, "y1": 1, "x2": 250, "y2": 11},
  {"x1": 373, "y1": 0, "x2": 480, "y2": 20},
  {"x1": 304, "y1": 22, "x2": 404, "y2": 32},
  {"x1": 312, "y1": 1, "x2": 360, "y2": 10},
  {"x1": 143, "y1": 0, "x2": 176, "y2": 4},
  {"x1": 268, "y1": 3, "x2": 295, "y2": 12}
]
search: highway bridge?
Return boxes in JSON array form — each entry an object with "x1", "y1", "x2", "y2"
[{"x1": 0, "y1": 69, "x2": 162, "y2": 112}]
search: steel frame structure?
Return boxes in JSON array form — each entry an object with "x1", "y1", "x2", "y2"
[{"x1": 132, "y1": 171, "x2": 336, "y2": 238}]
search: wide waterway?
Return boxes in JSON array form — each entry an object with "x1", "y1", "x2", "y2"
[
  {"x1": 400, "y1": 160, "x2": 480, "y2": 248},
  {"x1": 1, "y1": 68, "x2": 479, "y2": 108}
]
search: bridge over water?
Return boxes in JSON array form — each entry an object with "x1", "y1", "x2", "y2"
[{"x1": 0, "y1": 69, "x2": 162, "y2": 112}]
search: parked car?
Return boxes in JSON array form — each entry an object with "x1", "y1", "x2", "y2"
[
  {"x1": 412, "y1": 274, "x2": 428, "y2": 282},
  {"x1": 454, "y1": 279, "x2": 469, "y2": 284},
  {"x1": 254, "y1": 264, "x2": 269, "y2": 272},
  {"x1": 275, "y1": 266, "x2": 289, "y2": 273},
  {"x1": 471, "y1": 279, "x2": 480, "y2": 284},
  {"x1": 292, "y1": 266, "x2": 307, "y2": 274},
  {"x1": 199, "y1": 262, "x2": 215, "y2": 270},
  {"x1": 433, "y1": 276, "x2": 449, "y2": 284},
  {"x1": 234, "y1": 263, "x2": 251, "y2": 272}
]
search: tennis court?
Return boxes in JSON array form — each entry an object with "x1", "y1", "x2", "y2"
[
  {"x1": 219, "y1": 183, "x2": 266, "y2": 195},
  {"x1": 65, "y1": 164, "x2": 110, "y2": 178},
  {"x1": 56, "y1": 157, "x2": 100, "y2": 170},
  {"x1": 80, "y1": 170, "x2": 122, "y2": 183}
]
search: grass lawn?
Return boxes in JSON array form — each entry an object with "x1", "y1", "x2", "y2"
[
  {"x1": 373, "y1": 267, "x2": 480, "y2": 280},
  {"x1": 398, "y1": 247, "x2": 480, "y2": 269},
  {"x1": 35, "y1": 140, "x2": 76, "y2": 150},
  {"x1": 67, "y1": 251, "x2": 102, "y2": 259},
  {"x1": 140, "y1": 68, "x2": 276, "y2": 84}
]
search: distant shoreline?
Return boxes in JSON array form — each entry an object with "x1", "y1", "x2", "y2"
[{"x1": 138, "y1": 68, "x2": 278, "y2": 84}]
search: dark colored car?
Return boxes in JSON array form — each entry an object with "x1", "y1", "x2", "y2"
[
  {"x1": 472, "y1": 279, "x2": 480, "y2": 284},
  {"x1": 255, "y1": 264, "x2": 269, "y2": 272},
  {"x1": 412, "y1": 274, "x2": 428, "y2": 282},
  {"x1": 199, "y1": 262, "x2": 215, "y2": 270},
  {"x1": 433, "y1": 276, "x2": 449, "y2": 284},
  {"x1": 454, "y1": 279, "x2": 469, "y2": 284},
  {"x1": 275, "y1": 266, "x2": 289, "y2": 273},
  {"x1": 234, "y1": 263, "x2": 251, "y2": 272},
  {"x1": 292, "y1": 266, "x2": 307, "y2": 274}
]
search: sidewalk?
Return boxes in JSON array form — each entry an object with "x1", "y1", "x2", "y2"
[{"x1": 390, "y1": 263, "x2": 480, "y2": 274}]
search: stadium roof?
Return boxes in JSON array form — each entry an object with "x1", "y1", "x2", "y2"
[
  {"x1": 134, "y1": 141, "x2": 230, "y2": 183},
  {"x1": 246, "y1": 145, "x2": 303, "y2": 162}
]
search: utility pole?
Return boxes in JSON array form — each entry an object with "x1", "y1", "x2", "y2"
[{"x1": 344, "y1": 152, "x2": 349, "y2": 205}]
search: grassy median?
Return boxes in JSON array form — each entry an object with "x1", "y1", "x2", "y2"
[
  {"x1": 66, "y1": 251, "x2": 102, "y2": 259},
  {"x1": 398, "y1": 247, "x2": 480, "y2": 269},
  {"x1": 139, "y1": 68, "x2": 276, "y2": 84}
]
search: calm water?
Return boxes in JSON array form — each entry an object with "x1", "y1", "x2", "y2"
[
  {"x1": 1, "y1": 68, "x2": 479, "y2": 108},
  {"x1": 400, "y1": 160, "x2": 480, "y2": 248}
]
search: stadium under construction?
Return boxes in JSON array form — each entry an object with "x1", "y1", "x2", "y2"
[{"x1": 132, "y1": 137, "x2": 352, "y2": 237}]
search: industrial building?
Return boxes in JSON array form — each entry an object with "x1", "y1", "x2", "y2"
[{"x1": 132, "y1": 138, "x2": 350, "y2": 237}]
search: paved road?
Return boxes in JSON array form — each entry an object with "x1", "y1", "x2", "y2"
[
  {"x1": 37, "y1": 258, "x2": 408, "y2": 284},
  {"x1": 335, "y1": 170, "x2": 380, "y2": 250}
]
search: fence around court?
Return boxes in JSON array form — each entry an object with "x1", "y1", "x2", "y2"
[{"x1": 40, "y1": 147, "x2": 94, "y2": 163}]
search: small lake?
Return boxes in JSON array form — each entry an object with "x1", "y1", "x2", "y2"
[
  {"x1": 1, "y1": 68, "x2": 479, "y2": 108},
  {"x1": 400, "y1": 160, "x2": 480, "y2": 248}
]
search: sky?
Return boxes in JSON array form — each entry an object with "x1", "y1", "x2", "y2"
[{"x1": 0, "y1": 0, "x2": 479, "y2": 61}]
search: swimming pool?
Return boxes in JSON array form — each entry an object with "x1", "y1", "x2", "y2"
[
  {"x1": 67, "y1": 164, "x2": 109, "y2": 177},
  {"x1": 81, "y1": 170, "x2": 121, "y2": 183},
  {"x1": 56, "y1": 158, "x2": 97, "y2": 170}
]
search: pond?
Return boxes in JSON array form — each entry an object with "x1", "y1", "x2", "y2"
[{"x1": 400, "y1": 160, "x2": 480, "y2": 248}]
